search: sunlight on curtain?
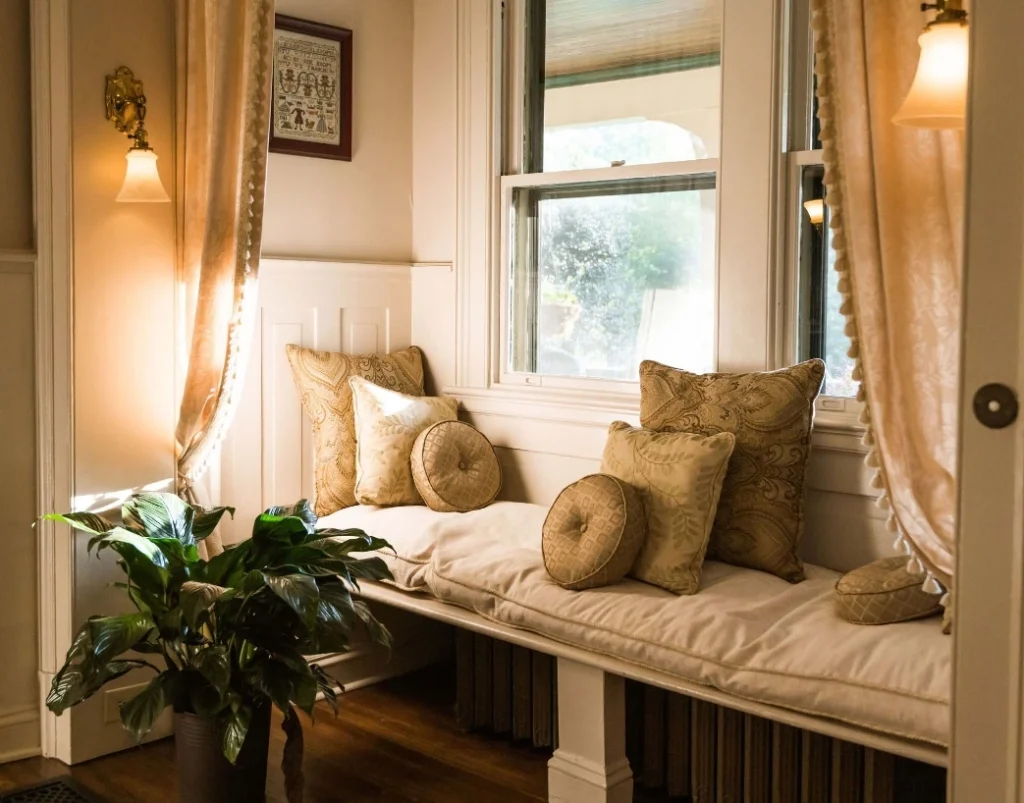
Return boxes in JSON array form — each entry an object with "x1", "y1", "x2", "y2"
[
  {"x1": 811, "y1": 0, "x2": 963, "y2": 591},
  {"x1": 175, "y1": 0, "x2": 275, "y2": 555}
]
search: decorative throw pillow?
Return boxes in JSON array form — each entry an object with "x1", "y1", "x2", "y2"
[
  {"x1": 639, "y1": 359, "x2": 825, "y2": 583},
  {"x1": 411, "y1": 421, "x2": 502, "y2": 513},
  {"x1": 542, "y1": 473, "x2": 647, "y2": 591},
  {"x1": 835, "y1": 557, "x2": 943, "y2": 625},
  {"x1": 349, "y1": 376, "x2": 458, "y2": 506},
  {"x1": 285, "y1": 344, "x2": 424, "y2": 516},
  {"x1": 600, "y1": 422, "x2": 735, "y2": 595}
]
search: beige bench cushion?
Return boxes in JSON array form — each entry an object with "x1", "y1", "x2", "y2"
[
  {"x1": 424, "y1": 503, "x2": 950, "y2": 748},
  {"x1": 285, "y1": 344, "x2": 424, "y2": 516}
]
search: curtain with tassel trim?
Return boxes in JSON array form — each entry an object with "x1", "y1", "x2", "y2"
[
  {"x1": 175, "y1": 0, "x2": 275, "y2": 559},
  {"x1": 810, "y1": 0, "x2": 964, "y2": 594}
]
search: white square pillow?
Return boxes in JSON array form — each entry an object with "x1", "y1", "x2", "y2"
[{"x1": 349, "y1": 376, "x2": 458, "y2": 506}]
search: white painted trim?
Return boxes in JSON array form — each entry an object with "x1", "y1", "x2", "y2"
[
  {"x1": 31, "y1": 0, "x2": 76, "y2": 764},
  {"x1": 358, "y1": 582, "x2": 946, "y2": 767},
  {"x1": 259, "y1": 257, "x2": 414, "y2": 281},
  {"x1": 500, "y1": 159, "x2": 720, "y2": 190},
  {"x1": 950, "y1": 3, "x2": 1024, "y2": 801}
]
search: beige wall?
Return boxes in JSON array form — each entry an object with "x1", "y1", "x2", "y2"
[
  {"x1": 263, "y1": 0, "x2": 414, "y2": 262},
  {"x1": 0, "y1": 0, "x2": 33, "y2": 250},
  {"x1": 71, "y1": 0, "x2": 177, "y2": 500}
]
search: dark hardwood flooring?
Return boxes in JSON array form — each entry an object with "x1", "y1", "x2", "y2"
[{"x1": 0, "y1": 665, "x2": 550, "y2": 802}]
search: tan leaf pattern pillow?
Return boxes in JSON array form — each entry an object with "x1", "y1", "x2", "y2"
[
  {"x1": 285, "y1": 344, "x2": 424, "y2": 516},
  {"x1": 835, "y1": 556, "x2": 943, "y2": 625},
  {"x1": 350, "y1": 377, "x2": 458, "y2": 506},
  {"x1": 639, "y1": 359, "x2": 825, "y2": 582},
  {"x1": 600, "y1": 421, "x2": 735, "y2": 595}
]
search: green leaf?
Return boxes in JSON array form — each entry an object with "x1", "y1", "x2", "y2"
[
  {"x1": 122, "y1": 493, "x2": 195, "y2": 545},
  {"x1": 202, "y1": 541, "x2": 251, "y2": 586},
  {"x1": 192, "y1": 506, "x2": 235, "y2": 541},
  {"x1": 309, "y1": 531, "x2": 393, "y2": 556},
  {"x1": 265, "y1": 574, "x2": 320, "y2": 628},
  {"x1": 90, "y1": 526, "x2": 170, "y2": 568},
  {"x1": 253, "y1": 514, "x2": 312, "y2": 550},
  {"x1": 120, "y1": 673, "x2": 167, "y2": 741},
  {"x1": 354, "y1": 601, "x2": 392, "y2": 650},
  {"x1": 264, "y1": 500, "x2": 317, "y2": 530},
  {"x1": 42, "y1": 511, "x2": 117, "y2": 536},
  {"x1": 219, "y1": 703, "x2": 252, "y2": 765},
  {"x1": 88, "y1": 612, "x2": 156, "y2": 661},
  {"x1": 193, "y1": 647, "x2": 231, "y2": 693},
  {"x1": 47, "y1": 659, "x2": 144, "y2": 713},
  {"x1": 180, "y1": 581, "x2": 228, "y2": 630},
  {"x1": 310, "y1": 664, "x2": 339, "y2": 715}
]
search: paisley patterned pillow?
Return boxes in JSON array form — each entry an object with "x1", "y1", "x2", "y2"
[
  {"x1": 350, "y1": 377, "x2": 459, "y2": 506},
  {"x1": 600, "y1": 422, "x2": 736, "y2": 595},
  {"x1": 639, "y1": 359, "x2": 825, "y2": 582},
  {"x1": 285, "y1": 344, "x2": 424, "y2": 516}
]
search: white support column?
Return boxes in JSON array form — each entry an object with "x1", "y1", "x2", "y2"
[{"x1": 548, "y1": 658, "x2": 633, "y2": 803}]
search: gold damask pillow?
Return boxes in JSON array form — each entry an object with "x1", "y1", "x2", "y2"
[
  {"x1": 543, "y1": 474, "x2": 646, "y2": 591},
  {"x1": 600, "y1": 422, "x2": 735, "y2": 595},
  {"x1": 835, "y1": 557, "x2": 943, "y2": 625},
  {"x1": 639, "y1": 359, "x2": 825, "y2": 582},
  {"x1": 285, "y1": 344, "x2": 424, "y2": 516},
  {"x1": 350, "y1": 377, "x2": 458, "y2": 506}
]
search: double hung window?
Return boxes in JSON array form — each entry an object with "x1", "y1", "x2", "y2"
[{"x1": 502, "y1": 0, "x2": 722, "y2": 387}]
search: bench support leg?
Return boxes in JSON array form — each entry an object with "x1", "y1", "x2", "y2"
[{"x1": 548, "y1": 658, "x2": 633, "y2": 803}]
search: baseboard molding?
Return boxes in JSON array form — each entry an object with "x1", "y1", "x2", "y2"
[{"x1": 0, "y1": 704, "x2": 41, "y2": 766}]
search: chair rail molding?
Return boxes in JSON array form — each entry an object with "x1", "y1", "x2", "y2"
[{"x1": 32, "y1": 0, "x2": 77, "y2": 764}]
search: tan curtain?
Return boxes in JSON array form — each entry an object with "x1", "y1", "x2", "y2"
[
  {"x1": 175, "y1": 0, "x2": 275, "y2": 553},
  {"x1": 811, "y1": 0, "x2": 963, "y2": 590}
]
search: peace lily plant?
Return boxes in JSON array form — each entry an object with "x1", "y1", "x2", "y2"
[{"x1": 43, "y1": 494, "x2": 393, "y2": 802}]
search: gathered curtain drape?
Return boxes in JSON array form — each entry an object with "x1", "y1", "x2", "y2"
[
  {"x1": 175, "y1": 0, "x2": 275, "y2": 554},
  {"x1": 811, "y1": 0, "x2": 964, "y2": 590}
]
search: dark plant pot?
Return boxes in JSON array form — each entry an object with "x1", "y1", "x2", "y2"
[{"x1": 175, "y1": 703, "x2": 271, "y2": 803}]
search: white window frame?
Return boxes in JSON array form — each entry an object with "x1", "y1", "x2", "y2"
[
  {"x1": 497, "y1": 0, "x2": 721, "y2": 396},
  {"x1": 780, "y1": 0, "x2": 864, "y2": 431}
]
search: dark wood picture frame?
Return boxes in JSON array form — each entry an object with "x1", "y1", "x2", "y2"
[{"x1": 270, "y1": 14, "x2": 353, "y2": 161}]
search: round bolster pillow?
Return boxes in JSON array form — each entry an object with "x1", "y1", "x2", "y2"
[
  {"x1": 411, "y1": 420, "x2": 502, "y2": 512},
  {"x1": 542, "y1": 473, "x2": 646, "y2": 591},
  {"x1": 835, "y1": 556, "x2": 943, "y2": 625}
]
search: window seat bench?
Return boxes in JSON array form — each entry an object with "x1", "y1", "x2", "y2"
[{"x1": 319, "y1": 501, "x2": 949, "y2": 803}]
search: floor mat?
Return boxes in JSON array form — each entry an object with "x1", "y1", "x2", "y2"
[{"x1": 0, "y1": 778, "x2": 101, "y2": 803}]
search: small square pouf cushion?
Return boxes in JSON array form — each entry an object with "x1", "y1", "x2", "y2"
[
  {"x1": 835, "y1": 556, "x2": 943, "y2": 625},
  {"x1": 349, "y1": 376, "x2": 458, "y2": 506},
  {"x1": 411, "y1": 420, "x2": 502, "y2": 512},
  {"x1": 542, "y1": 473, "x2": 647, "y2": 590}
]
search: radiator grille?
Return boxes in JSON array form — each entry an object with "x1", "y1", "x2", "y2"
[{"x1": 455, "y1": 632, "x2": 946, "y2": 802}]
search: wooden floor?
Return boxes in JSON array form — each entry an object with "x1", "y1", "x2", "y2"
[{"x1": 0, "y1": 665, "x2": 550, "y2": 802}]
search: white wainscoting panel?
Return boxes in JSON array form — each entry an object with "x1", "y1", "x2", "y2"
[{"x1": 221, "y1": 259, "x2": 413, "y2": 543}]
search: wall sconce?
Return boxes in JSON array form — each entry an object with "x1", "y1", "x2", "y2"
[
  {"x1": 803, "y1": 198, "x2": 825, "y2": 228},
  {"x1": 105, "y1": 66, "x2": 170, "y2": 202},
  {"x1": 893, "y1": 0, "x2": 969, "y2": 130}
]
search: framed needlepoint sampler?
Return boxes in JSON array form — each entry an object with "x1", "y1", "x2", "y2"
[{"x1": 270, "y1": 14, "x2": 353, "y2": 161}]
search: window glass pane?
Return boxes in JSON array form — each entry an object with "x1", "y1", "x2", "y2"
[
  {"x1": 510, "y1": 174, "x2": 716, "y2": 380},
  {"x1": 526, "y1": 0, "x2": 722, "y2": 172},
  {"x1": 797, "y1": 165, "x2": 855, "y2": 397}
]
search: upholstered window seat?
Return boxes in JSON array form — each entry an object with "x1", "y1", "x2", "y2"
[{"x1": 320, "y1": 500, "x2": 950, "y2": 768}]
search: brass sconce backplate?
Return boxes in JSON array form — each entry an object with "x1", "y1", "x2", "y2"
[{"x1": 105, "y1": 66, "x2": 151, "y2": 149}]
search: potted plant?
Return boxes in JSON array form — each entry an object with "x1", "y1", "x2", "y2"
[{"x1": 44, "y1": 494, "x2": 394, "y2": 803}]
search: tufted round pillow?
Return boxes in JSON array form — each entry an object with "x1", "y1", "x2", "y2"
[
  {"x1": 542, "y1": 474, "x2": 647, "y2": 591},
  {"x1": 835, "y1": 556, "x2": 943, "y2": 625},
  {"x1": 410, "y1": 421, "x2": 502, "y2": 512}
]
